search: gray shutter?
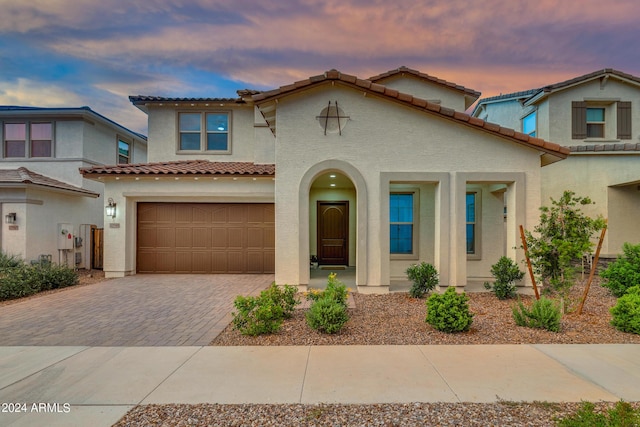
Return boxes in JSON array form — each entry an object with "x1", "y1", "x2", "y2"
[
  {"x1": 572, "y1": 101, "x2": 587, "y2": 139},
  {"x1": 617, "y1": 101, "x2": 632, "y2": 140}
]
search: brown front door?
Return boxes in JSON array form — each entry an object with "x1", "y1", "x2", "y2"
[{"x1": 317, "y1": 201, "x2": 348, "y2": 265}]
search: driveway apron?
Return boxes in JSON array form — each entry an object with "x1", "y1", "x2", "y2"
[{"x1": 0, "y1": 274, "x2": 272, "y2": 346}]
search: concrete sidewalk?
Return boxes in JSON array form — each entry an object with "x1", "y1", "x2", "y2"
[{"x1": 1, "y1": 344, "x2": 639, "y2": 426}]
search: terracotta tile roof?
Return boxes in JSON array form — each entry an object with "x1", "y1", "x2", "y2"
[
  {"x1": 80, "y1": 160, "x2": 275, "y2": 176},
  {"x1": 252, "y1": 70, "x2": 570, "y2": 159},
  {"x1": 569, "y1": 143, "x2": 640, "y2": 153},
  {"x1": 475, "y1": 89, "x2": 540, "y2": 105},
  {"x1": 539, "y1": 68, "x2": 640, "y2": 94},
  {"x1": 369, "y1": 66, "x2": 481, "y2": 99},
  {"x1": 0, "y1": 167, "x2": 99, "y2": 197},
  {"x1": 129, "y1": 95, "x2": 242, "y2": 104}
]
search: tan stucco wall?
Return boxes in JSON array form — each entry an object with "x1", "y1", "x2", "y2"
[
  {"x1": 100, "y1": 176, "x2": 275, "y2": 277},
  {"x1": 146, "y1": 105, "x2": 269, "y2": 163},
  {"x1": 272, "y1": 84, "x2": 541, "y2": 291},
  {"x1": 542, "y1": 153, "x2": 640, "y2": 255}
]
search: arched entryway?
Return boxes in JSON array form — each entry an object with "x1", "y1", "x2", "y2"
[{"x1": 298, "y1": 160, "x2": 368, "y2": 288}]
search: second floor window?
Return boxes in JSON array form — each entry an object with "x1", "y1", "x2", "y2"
[
  {"x1": 118, "y1": 139, "x2": 131, "y2": 164},
  {"x1": 179, "y1": 112, "x2": 230, "y2": 153},
  {"x1": 586, "y1": 108, "x2": 605, "y2": 138},
  {"x1": 3, "y1": 122, "x2": 52, "y2": 158},
  {"x1": 522, "y1": 111, "x2": 536, "y2": 137}
]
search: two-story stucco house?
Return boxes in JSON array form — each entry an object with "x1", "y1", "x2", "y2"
[
  {"x1": 0, "y1": 106, "x2": 147, "y2": 268},
  {"x1": 473, "y1": 69, "x2": 640, "y2": 259},
  {"x1": 81, "y1": 67, "x2": 569, "y2": 292}
]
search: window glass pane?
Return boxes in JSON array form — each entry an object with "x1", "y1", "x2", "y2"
[
  {"x1": 587, "y1": 124, "x2": 604, "y2": 138},
  {"x1": 206, "y1": 113, "x2": 228, "y2": 132},
  {"x1": 390, "y1": 224, "x2": 413, "y2": 254},
  {"x1": 586, "y1": 108, "x2": 604, "y2": 122},
  {"x1": 31, "y1": 140, "x2": 51, "y2": 157},
  {"x1": 5, "y1": 140, "x2": 25, "y2": 157},
  {"x1": 390, "y1": 194, "x2": 413, "y2": 222},
  {"x1": 180, "y1": 133, "x2": 201, "y2": 150},
  {"x1": 207, "y1": 133, "x2": 228, "y2": 151},
  {"x1": 179, "y1": 113, "x2": 201, "y2": 131},
  {"x1": 4, "y1": 123, "x2": 26, "y2": 140},
  {"x1": 31, "y1": 123, "x2": 51, "y2": 139},
  {"x1": 466, "y1": 224, "x2": 475, "y2": 254},
  {"x1": 118, "y1": 140, "x2": 130, "y2": 157},
  {"x1": 466, "y1": 193, "x2": 475, "y2": 222},
  {"x1": 522, "y1": 112, "x2": 536, "y2": 136}
]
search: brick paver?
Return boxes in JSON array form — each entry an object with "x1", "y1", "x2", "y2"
[{"x1": 0, "y1": 274, "x2": 272, "y2": 346}]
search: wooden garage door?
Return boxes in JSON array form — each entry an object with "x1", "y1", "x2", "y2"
[{"x1": 137, "y1": 203, "x2": 275, "y2": 273}]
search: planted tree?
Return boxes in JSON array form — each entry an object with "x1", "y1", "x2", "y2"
[{"x1": 523, "y1": 191, "x2": 605, "y2": 306}]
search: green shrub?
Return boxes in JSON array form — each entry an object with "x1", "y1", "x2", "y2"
[
  {"x1": 555, "y1": 400, "x2": 640, "y2": 426},
  {"x1": 601, "y1": 242, "x2": 640, "y2": 298},
  {"x1": 0, "y1": 264, "x2": 40, "y2": 300},
  {"x1": 306, "y1": 296, "x2": 349, "y2": 334},
  {"x1": 261, "y1": 283, "x2": 300, "y2": 319},
  {"x1": 610, "y1": 286, "x2": 640, "y2": 334},
  {"x1": 406, "y1": 262, "x2": 439, "y2": 298},
  {"x1": 306, "y1": 273, "x2": 348, "y2": 308},
  {"x1": 232, "y1": 294, "x2": 284, "y2": 336},
  {"x1": 426, "y1": 287, "x2": 474, "y2": 333},
  {"x1": 512, "y1": 296, "x2": 562, "y2": 332},
  {"x1": 31, "y1": 264, "x2": 78, "y2": 291},
  {"x1": 0, "y1": 251, "x2": 23, "y2": 271},
  {"x1": 484, "y1": 256, "x2": 525, "y2": 300}
]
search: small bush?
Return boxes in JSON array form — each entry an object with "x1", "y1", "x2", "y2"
[
  {"x1": 426, "y1": 287, "x2": 474, "y2": 333},
  {"x1": 306, "y1": 296, "x2": 349, "y2": 334},
  {"x1": 555, "y1": 400, "x2": 640, "y2": 426},
  {"x1": 261, "y1": 283, "x2": 300, "y2": 319},
  {"x1": 512, "y1": 296, "x2": 562, "y2": 332},
  {"x1": 601, "y1": 242, "x2": 640, "y2": 298},
  {"x1": 406, "y1": 262, "x2": 439, "y2": 298},
  {"x1": 0, "y1": 251, "x2": 23, "y2": 271},
  {"x1": 0, "y1": 264, "x2": 40, "y2": 300},
  {"x1": 232, "y1": 294, "x2": 284, "y2": 336},
  {"x1": 610, "y1": 285, "x2": 640, "y2": 334},
  {"x1": 306, "y1": 273, "x2": 348, "y2": 308},
  {"x1": 31, "y1": 264, "x2": 78, "y2": 291},
  {"x1": 484, "y1": 256, "x2": 525, "y2": 300}
]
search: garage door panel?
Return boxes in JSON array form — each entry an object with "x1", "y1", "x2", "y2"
[
  {"x1": 137, "y1": 203, "x2": 274, "y2": 273},
  {"x1": 192, "y1": 228, "x2": 210, "y2": 248},
  {"x1": 211, "y1": 252, "x2": 228, "y2": 272}
]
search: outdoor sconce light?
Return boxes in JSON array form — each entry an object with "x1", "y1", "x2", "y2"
[
  {"x1": 5, "y1": 212, "x2": 16, "y2": 224},
  {"x1": 105, "y1": 198, "x2": 117, "y2": 218}
]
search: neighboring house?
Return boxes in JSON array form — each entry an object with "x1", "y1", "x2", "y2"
[
  {"x1": 473, "y1": 69, "x2": 640, "y2": 259},
  {"x1": 81, "y1": 67, "x2": 569, "y2": 292},
  {"x1": 0, "y1": 106, "x2": 147, "y2": 268}
]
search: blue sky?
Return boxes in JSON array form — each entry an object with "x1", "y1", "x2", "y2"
[{"x1": 1, "y1": 0, "x2": 639, "y2": 134}]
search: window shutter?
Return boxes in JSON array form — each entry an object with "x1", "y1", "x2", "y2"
[
  {"x1": 572, "y1": 101, "x2": 587, "y2": 139},
  {"x1": 617, "y1": 101, "x2": 632, "y2": 140}
]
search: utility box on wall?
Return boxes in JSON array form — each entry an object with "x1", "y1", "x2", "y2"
[{"x1": 57, "y1": 223, "x2": 74, "y2": 250}]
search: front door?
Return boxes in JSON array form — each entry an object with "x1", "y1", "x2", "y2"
[{"x1": 317, "y1": 201, "x2": 349, "y2": 265}]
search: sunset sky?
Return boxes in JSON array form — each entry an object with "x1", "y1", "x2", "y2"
[{"x1": 1, "y1": 0, "x2": 639, "y2": 134}]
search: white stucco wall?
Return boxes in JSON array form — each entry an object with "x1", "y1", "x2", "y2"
[
  {"x1": 475, "y1": 99, "x2": 526, "y2": 132},
  {"x1": 271, "y1": 84, "x2": 542, "y2": 290}
]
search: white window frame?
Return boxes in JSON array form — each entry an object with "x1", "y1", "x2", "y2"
[
  {"x1": 117, "y1": 138, "x2": 131, "y2": 164},
  {"x1": 177, "y1": 111, "x2": 231, "y2": 154},
  {"x1": 390, "y1": 190, "x2": 419, "y2": 260},
  {"x1": 586, "y1": 107, "x2": 605, "y2": 139},
  {"x1": 2, "y1": 120, "x2": 54, "y2": 159}
]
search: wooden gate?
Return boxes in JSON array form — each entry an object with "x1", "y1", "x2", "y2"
[{"x1": 92, "y1": 228, "x2": 104, "y2": 269}]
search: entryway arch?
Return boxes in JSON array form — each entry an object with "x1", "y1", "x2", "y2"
[{"x1": 298, "y1": 160, "x2": 368, "y2": 287}]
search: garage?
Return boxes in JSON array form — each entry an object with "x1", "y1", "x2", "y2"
[{"x1": 137, "y1": 202, "x2": 275, "y2": 273}]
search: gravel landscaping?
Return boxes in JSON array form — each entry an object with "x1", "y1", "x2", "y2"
[{"x1": 114, "y1": 280, "x2": 640, "y2": 426}]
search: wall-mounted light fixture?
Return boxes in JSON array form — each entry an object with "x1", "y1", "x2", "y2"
[
  {"x1": 5, "y1": 212, "x2": 16, "y2": 224},
  {"x1": 105, "y1": 198, "x2": 117, "y2": 218}
]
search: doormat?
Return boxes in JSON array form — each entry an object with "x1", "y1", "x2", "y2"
[{"x1": 320, "y1": 266, "x2": 346, "y2": 270}]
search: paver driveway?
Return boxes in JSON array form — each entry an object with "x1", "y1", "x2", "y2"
[{"x1": 0, "y1": 274, "x2": 272, "y2": 346}]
